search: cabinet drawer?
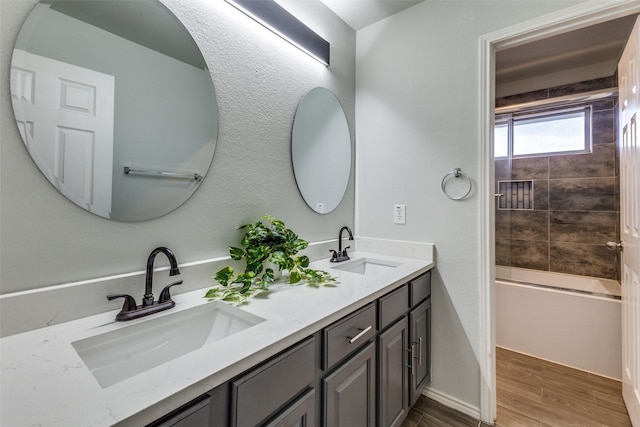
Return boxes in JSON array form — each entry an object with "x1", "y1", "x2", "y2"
[
  {"x1": 231, "y1": 336, "x2": 315, "y2": 427},
  {"x1": 410, "y1": 271, "x2": 431, "y2": 307},
  {"x1": 378, "y1": 284, "x2": 409, "y2": 330},
  {"x1": 323, "y1": 303, "x2": 376, "y2": 370}
]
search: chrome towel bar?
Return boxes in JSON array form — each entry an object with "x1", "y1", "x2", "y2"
[{"x1": 124, "y1": 166, "x2": 203, "y2": 182}]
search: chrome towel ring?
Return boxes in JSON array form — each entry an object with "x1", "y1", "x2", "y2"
[{"x1": 441, "y1": 167, "x2": 472, "y2": 200}]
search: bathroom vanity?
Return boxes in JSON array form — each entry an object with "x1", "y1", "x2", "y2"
[
  {"x1": 151, "y1": 270, "x2": 431, "y2": 427},
  {"x1": 0, "y1": 251, "x2": 433, "y2": 427}
]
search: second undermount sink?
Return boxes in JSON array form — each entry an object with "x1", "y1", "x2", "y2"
[
  {"x1": 72, "y1": 301, "x2": 264, "y2": 388},
  {"x1": 331, "y1": 257, "x2": 401, "y2": 275}
]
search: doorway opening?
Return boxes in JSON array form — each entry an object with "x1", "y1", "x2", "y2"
[{"x1": 478, "y1": 1, "x2": 640, "y2": 423}]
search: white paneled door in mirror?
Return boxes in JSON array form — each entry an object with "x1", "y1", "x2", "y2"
[{"x1": 11, "y1": 50, "x2": 115, "y2": 217}]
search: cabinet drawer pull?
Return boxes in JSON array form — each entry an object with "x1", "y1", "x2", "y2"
[{"x1": 347, "y1": 325, "x2": 372, "y2": 344}]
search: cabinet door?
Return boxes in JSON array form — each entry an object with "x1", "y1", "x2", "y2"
[
  {"x1": 378, "y1": 317, "x2": 409, "y2": 427},
  {"x1": 323, "y1": 342, "x2": 376, "y2": 427},
  {"x1": 264, "y1": 388, "x2": 315, "y2": 427},
  {"x1": 409, "y1": 298, "x2": 430, "y2": 406},
  {"x1": 231, "y1": 336, "x2": 316, "y2": 427}
]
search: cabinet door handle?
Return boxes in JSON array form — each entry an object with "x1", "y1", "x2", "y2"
[
  {"x1": 418, "y1": 337, "x2": 423, "y2": 366},
  {"x1": 347, "y1": 325, "x2": 372, "y2": 344},
  {"x1": 404, "y1": 347, "x2": 413, "y2": 373},
  {"x1": 411, "y1": 343, "x2": 417, "y2": 374},
  {"x1": 405, "y1": 344, "x2": 417, "y2": 373}
]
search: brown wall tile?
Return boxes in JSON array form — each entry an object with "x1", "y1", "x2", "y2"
[
  {"x1": 550, "y1": 243, "x2": 617, "y2": 279},
  {"x1": 495, "y1": 159, "x2": 511, "y2": 180},
  {"x1": 548, "y1": 144, "x2": 615, "y2": 179},
  {"x1": 548, "y1": 77, "x2": 615, "y2": 98},
  {"x1": 592, "y1": 110, "x2": 615, "y2": 144},
  {"x1": 549, "y1": 177, "x2": 616, "y2": 211},
  {"x1": 533, "y1": 179, "x2": 549, "y2": 210},
  {"x1": 510, "y1": 240, "x2": 549, "y2": 270},
  {"x1": 510, "y1": 210, "x2": 549, "y2": 241},
  {"x1": 549, "y1": 211, "x2": 617, "y2": 244},
  {"x1": 592, "y1": 97, "x2": 615, "y2": 112},
  {"x1": 496, "y1": 238, "x2": 512, "y2": 266},
  {"x1": 496, "y1": 89, "x2": 548, "y2": 108},
  {"x1": 510, "y1": 157, "x2": 548, "y2": 180},
  {"x1": 495, "y1": 210, "x2": 512, "y2": 238}
]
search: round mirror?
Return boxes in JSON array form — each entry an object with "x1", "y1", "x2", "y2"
[
  {"x1": 10, "y1": 0, "x2": 218, "y2": 221},
  {"x1": 292, "y1": 88, "x2": 351, "y2": 214}
]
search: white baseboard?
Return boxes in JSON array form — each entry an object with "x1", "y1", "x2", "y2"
[{"x1": 421, "y1": 387, "x2": 481, "y2": 421}]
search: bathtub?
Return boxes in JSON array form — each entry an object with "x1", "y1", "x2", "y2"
[{"x1": 496, "y1": 266, "x2": 622, "y2": 380}]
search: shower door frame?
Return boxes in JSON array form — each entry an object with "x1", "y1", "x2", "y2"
[{"x1": 478, "y1": 0, "x2": 640, "y2": 423}]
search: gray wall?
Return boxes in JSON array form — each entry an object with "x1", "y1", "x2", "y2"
[
  {"x1": 496, "y1": 77, "x2": 620, "y2": 280},
  {"x1": 355, "y1": 0, "x2": 587, "y2": 413},
  {"x1": 0, "y1": 0, "x2": 356, "y2": 294}
]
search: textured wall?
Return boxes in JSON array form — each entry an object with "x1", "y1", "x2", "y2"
[
  {"x1": 0, "y1": 0, "x2": 355, "y2": 294},
  {"x1": 495, "y1": 77, "x2": 619, "y2": 280}
]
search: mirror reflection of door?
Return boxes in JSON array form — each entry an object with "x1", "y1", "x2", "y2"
[
  {"x1": 11, "y1": 49, "x2": 115, "y2": 217},
  {"x1": 10, "y1": 0, "x2": 219, "y2": 222}
]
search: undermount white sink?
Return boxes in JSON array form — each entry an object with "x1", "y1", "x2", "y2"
[
  {"x1": 331, "y1": 257, "x2": 401, "y2": 275},
  {"x1": 72, "y1": 301, "x2": 264, "y2": 388}
]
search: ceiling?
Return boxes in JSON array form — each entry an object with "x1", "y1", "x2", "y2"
[
  {"x1": 320, "y1": 0, "x2": 424, "y2": 30},
  {"x1": 319, "y1": 1, "x2": 636, "y2": 94},
  {"x1": 496, "y1": 14, "x2": 637, "y2": 89}
]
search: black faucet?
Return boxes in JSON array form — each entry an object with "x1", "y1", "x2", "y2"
[
  {"x1": 107, "y1": 247, "x2": 182, "y2": 321},
  {"x1": 330, "y1": 226, "x2": 354, "y2": 263}
]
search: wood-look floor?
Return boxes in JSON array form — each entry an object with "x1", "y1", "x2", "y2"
[{"x1": 401, "y1": 347, "x2": 632, "y2": 427}]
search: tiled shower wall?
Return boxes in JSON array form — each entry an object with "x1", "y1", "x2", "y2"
[{"x1": 495, "y1": 76, "x2": 620, "y2": 280}]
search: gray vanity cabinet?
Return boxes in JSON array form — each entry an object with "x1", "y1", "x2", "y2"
[
  {"x1": 409, "y1": 272, "x2": 431, "y2": 406},
  {"x1": 377, "y1": 271, "x2": 431, "y2": 427},
  {"x1": 146, "y1": 270, "x2": 432, "y2": 427},
  {"x1": 323, "y1": 342, "x2": 376, "y2": 427}
]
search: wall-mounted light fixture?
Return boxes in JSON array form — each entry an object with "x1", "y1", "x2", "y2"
[{"x1": 226, "y1": 0, "x2": 330, "y2": 66}]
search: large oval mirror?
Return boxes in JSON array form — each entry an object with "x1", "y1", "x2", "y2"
[
  {"x1": 10, "y1": 0, "x2": 218, "y2": 221},
  {"x1": 292, "y1": 88, "x2": 351, "y2": 214}
]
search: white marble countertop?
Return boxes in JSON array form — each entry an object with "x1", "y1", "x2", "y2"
[{"x1": 0, "y1": 251, "x2": 433, "y2": 427}]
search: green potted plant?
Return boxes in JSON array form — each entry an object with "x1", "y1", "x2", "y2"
[{"x1": 205, "y1": 214, "x2": 336, "y2": 302}]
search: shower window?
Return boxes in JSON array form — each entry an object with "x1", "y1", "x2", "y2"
[{"x1": 495, "y1": 106, "x2": 591, "y2": 159}]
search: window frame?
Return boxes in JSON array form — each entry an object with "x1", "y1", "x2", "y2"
[{"x1": 494, "y1": 105, "x2": 592, "y2": 160}]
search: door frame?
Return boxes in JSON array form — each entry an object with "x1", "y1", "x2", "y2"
[{"x1": 478, "y1": 0, "x2": 640, "y2": 423}]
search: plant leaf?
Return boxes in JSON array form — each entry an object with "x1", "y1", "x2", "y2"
[
  {"x1": 214, "y1": 266, "x2": 234, "y2": 286},
  {"x1": 229, "y1": 247, "x2": 244, "y2": 260},
  {"x1": 205, "y1": 287, "x2": 220, "y2": 298},
  {"x1": 290, "y1": 269, "x2": 302, "y2": 284},
  {"x1": 297, "y1": 255, "x2": 310, "y2": 268}
]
